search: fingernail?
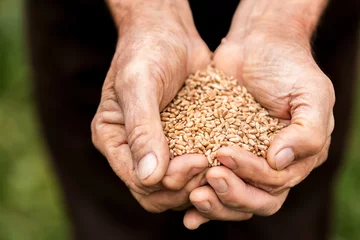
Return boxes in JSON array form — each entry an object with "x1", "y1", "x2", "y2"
[
  {"x1": 194, "y1": 201, "x2": 211, "y2": 212},
  {"x1": 208, "y1": 178, "x2": 228, "y2": 193},
  {"x1": 275, "y1": 148, "x2": 295, "y2": 170},
  {"x1": 218, "y1": 156, "x2": 237, "y2": 170},
  {"x1": 137, "y1": 153, "x2": 158, "y2": 180}
]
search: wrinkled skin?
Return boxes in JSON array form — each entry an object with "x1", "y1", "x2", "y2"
[
  {"x1": 184, "y1": 26, "x2": 335, "y2": 229},
  {"x1": 92, "y1": 0, "x2": 335, "y2": 229},
  {"x1": 91, "y1": 2, "x2": 211, "y2": 212}
]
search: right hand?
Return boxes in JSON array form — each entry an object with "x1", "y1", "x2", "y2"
[{"x1": 91, "y1": 0, "x2": 211, "y2": 212}]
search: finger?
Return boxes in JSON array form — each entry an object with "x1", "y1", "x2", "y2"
[
  {"x1": 217, "y1": 146, "x2": 291, "y2": 194},
  {"x1": 133, "y1": 170, "x2": 207, "y2": 213},
  {"x1": 92, "y1": 71, "x2": 164, "y2": 193},
  {"x1": 92, "y1": 117, "x2": 163, "y2": 194},
  {"x1": 190, "y1": 186, "x2": 253, "y2": 221},
  {"x1": 217, "y1": 140, "x2": 330, "y2": 195},
  {"x1": 172, "y1": 202, "x2": 193, "y2": 212},
  {"x1": 206, "y1": 166, "x2": 289, "y2": 216},
  {"x1": 314, "y1": 137, "x2": 331, "y2": 168},
  {"x1": 267, "y1": 77, "x2": 335, "y2": 170},
  {"x1": 116, "y1": 62, "x2": 170, "y2": 187},
  {"x1": 183, "y1": 208, "x2": 210, "y2": 230},
  {"x1": 162, "y1": 154, "x2": 209, "y2": 190},
  {"x1": 212, "y1": 38, "x2": 244, "y2": 83},
  {"x1": 91, "y1": 67, "x2": 125, "y2": 157}
]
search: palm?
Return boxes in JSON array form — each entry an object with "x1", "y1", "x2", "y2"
[
  {"x1": 213, "y1": 31, "x2": 334, "y2": 172},
  {"x1": 213, "y1": 33, "x2": 324, "y2": 122}
]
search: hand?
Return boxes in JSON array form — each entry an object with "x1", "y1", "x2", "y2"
[
  {"x1": 184, "y1": 4, "x2": 334, "y2": 228},
  {"x1": 91, "y1": 0, "x2": 211, "y2": 212}
]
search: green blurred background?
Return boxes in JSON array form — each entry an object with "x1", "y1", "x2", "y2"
[{"x1": 0, "y1": 0, "x2": 359, "y2": 239}]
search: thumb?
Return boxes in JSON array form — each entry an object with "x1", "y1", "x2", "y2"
[
  {"x1": 267, "y1": 96, "x2": 334, "y2": 171},
  {"x1": 116, "y1": 63, "x2": 170, "y2": 186},
  {"x1": 212, "y1": 38, "x2": 244, "y2": 81}
]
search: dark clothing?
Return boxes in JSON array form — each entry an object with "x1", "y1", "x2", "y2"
[{"x1": 25, "y1": 0, "x2": 359, "y2": 239}]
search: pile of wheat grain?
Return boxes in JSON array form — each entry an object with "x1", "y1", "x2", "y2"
[{"x1": 161, "y1": 66, "x2": 286, "y2": 167}]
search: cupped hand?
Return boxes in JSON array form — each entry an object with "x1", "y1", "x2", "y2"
[
  {"x1": 184, "y1": 22, "x2": 335, "y2": 229},
  {"x1": 91, "y1": 1, "x2": 211, "y2": 212}
]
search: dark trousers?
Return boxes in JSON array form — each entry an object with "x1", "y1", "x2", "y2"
[{"x1": 25, "y1": 0, "x2": 359, "y2": 239}]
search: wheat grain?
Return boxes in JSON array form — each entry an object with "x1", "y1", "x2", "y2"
[{"x1": 161, "y1": 66, "x2": 286, "y2": 167}]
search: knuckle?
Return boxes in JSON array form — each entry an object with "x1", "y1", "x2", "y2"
[
  {"x1": 90, "y1": 115, "x2": 97, "y2": 134},
  {"x1": 326, "y1": 78, "x2": 336, "y2": 107},
  {"x1": 123, "y1": 174, "x2": 150, "y2": 196},
  {"x1": 318, "y1": 149, "x2": 329, "y2": 166},
  {"x1": 116, "y1": 61, "x2": 149, "y2": 92},
  {"x1": 249, "y1": 177, "x2": 284, "y2": 193},
  {"x1": 220, "y1": 194, "x2": 239, "y2": 208},
  {"x1": 284, "y1": 175, "x2": 303, "y2": 189},
  {"x1": 244, "y1": 213, "x2": 253, "y2": 220},
  {"x1": 90, "y1": 113, "x2": 99, "y2": 132},
  {"x1": 259, "y1": 201, "x2": 282, "y2": 216},
  {"x1": 297, "y1": 121, "x2": 326, "y2": 155},
  {"x1": 219, "y1": 191, "x2": 244, "y2": 210},
  {"x1": 128, "y1": 123, "x2": 151, "y2": 151},
  {"x1": 271, "y1": 174, "x2": 288, "y2": 188},
  {"x1": 218, "y1": 190, "x2": 244, "y2": 209},
  {"x1": 125, "y1": 179, "x2": 148, "y2": 195},
  {"x1": 308, "y1": 134, "x2": 325, "y2": 154},
  {"x1": 90, "y1": 115, "x2": 102, "y2": 149},
  {"x1": 265, "y1": 186, "x2": 281, "y2": 195},
  {"x1": 268, "y1": 187, "x2": 285, "y2": 196},
  {"x1": 207, "y1": 166, "x2": 228, "y2": 180},
  {"x1": 124, "y1": 178, "x2": 133, "y2": 190},
  {"x1": 119, "y1": 59, "x2": 163, "y2": 86},
  {"x1": 162, "y1": 176, "x2": 183, "y2": 191},
  {"x1": 267, "y1": 175, "x2": 297, "y2": 196},
  {"x1": 142, "y1": 202, "x2": 164, "y2": 213},
  {"x1": 139, "y1": 198, "x2": 165, "y2": 213},
  {"x1": 328, "y1": 116, "x2": 335, "y2": 134}
]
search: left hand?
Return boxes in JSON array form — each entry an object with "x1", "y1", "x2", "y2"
[{"x1": 183, "y1": 12, "x2": 335, "y2": 229}]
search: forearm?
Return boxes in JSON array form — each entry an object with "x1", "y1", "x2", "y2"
[
  {"x1": 228, "y1": 0, "x2": 328, "y2": 41},
  {"x1": 105, "y1": 0, "x2": 196, "y2": 36},
  {"x1": 106, "y1": 0, "x2": 168, "y2": 28}
]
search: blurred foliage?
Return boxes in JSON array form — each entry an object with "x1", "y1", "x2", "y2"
[
  {"x1": 0, "y1": 0, "x2": 70, "y2": 239},
  {"x1": 333, "y1": 74, "x2": 360, "y2": 238},
  {"x1": 0, "y1": 0, "x2": 359, "y2": 239}
]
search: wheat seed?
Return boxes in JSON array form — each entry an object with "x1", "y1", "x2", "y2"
[{"x1": 161, "y1": 66, "x2": 286, "y2": 167}]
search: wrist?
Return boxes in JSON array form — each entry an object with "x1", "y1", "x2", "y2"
[
  {"x1": 106, "y1": 0, "x2": 191, "y2": 34},
  {"x1": 226, "y1": 0, "x2": 328, "y2": 44}
]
